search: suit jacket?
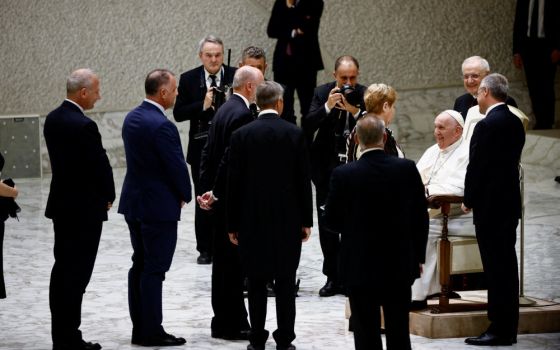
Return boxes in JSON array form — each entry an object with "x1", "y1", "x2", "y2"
[
  {"x1": 513, "y1": 0, "x2": 560, "y2": 55},
  {"x1": 267, "y1": 0, "x2": 324, "y2": 75},
  {"x1": 44, "y1": 100, "x2": 115, "y2": 222},
  {"x1": 119, "y1": 101, "x2": 192, "y2": 222},
  {"x1": 173, "y1": 65, "x2": 237, "y2": 164},
  {"x1": 324, "y1": 150, "x2": 428, "y2": 288},
  {"x1": 454, "y1": 93, "x2": 518, "y2": 120},
  {"x1": 227, "y1": 114, "x2": 313, "y2": 278},
  {"x1": 302, "y1": 81, "x2": 366, "y2": 189},
  {"x1": 464, "y1": 104, "x2": 525, "y2": 225},
  {"x1": 200, "y1": 94, "x2": 254, "y2": 199}
]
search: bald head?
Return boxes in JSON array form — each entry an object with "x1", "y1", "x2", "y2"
[
  {"x1": 433, "y1": 111, "x2": 463, "y2": 150},
  {"x1": 66, "y1": 68, "x2": 100, "y2": 110},
  {"x1": 232, "y1": 65, "x2": 264, "y2": 102}
]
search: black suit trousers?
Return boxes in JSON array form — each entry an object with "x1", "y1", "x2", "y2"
[
  {"x1": 126, "y1": 218, "x2": 177, "y2": 338},
  {"x1": 189, "y1": 142, "x2": 213, "y2": 255},
  {"x1": 316, "y1": 186, "x2": 341, "y2": 282},
  {"x1": 49, "y1": 219, "x2": 102, "y2": 346},
  {"x1": 348, "y1": 286, "x2": 412, "y2": 350},
  {"x1": 475, "y1": 217, "x2": 520, "y2": 338},
  {"x1": 210, "y1": 206, "x2": 249, "y2": 334},
  {"x1": 521, "y1": 39, "x2": 557, "y2": 129},
  {"x1": 0, "y1": 221, "x2": 5, "y2": 299},
  {"x1": 274, "y1": 69, "x2": 317, "y2": 119},
  {"x1": 247, "y1": 273, "x2": 297, "y2": 348}
]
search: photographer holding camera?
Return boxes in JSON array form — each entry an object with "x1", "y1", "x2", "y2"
[
  {"x1": 302, "y1": 55, "x2": 366, "y2": 297},
  {"x1": 173, "y1": 35, "x2": 236, "y2": 265}
]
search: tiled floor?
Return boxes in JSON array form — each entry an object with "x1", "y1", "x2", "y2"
[{"x1": 1, "y1": 138, "x2": 559, "y2": 349}]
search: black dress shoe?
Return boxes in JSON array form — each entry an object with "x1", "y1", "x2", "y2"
[
  {"x1": 197, "y1": 251, "x2": 212, "y2": 264},
  {"x1": 319, "y1": 280, "x2": 342, "y2": 297},
  {"x1": 139, "y1": 333, "x2": 187, "y2": 347},
  {"x1": 277, "y1": 344, "x2": 296, "y2": 350},
  {"x1": 410, "y1": 300, "x2": 428, "y2": 311},
  {"x1": 211, "y1": 328, "x2": 250, "y2": 340},
  {"x1": 247, "y1": 344, "x2": 265, "y2": 350},
  {"x1": 465, "y1": 332, "x2": 515, "y2": 346},
  {"x1": 53, "y1": 340, "x2": 102, "y2": 350}
]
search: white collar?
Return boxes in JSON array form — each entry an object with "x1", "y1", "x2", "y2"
[
  {"x1": 64, "y1": 98, "x2": 84, "y2": 113},
  {"x1": 144, "y1": 98, "x2": 166, "y2": 114},
  {"x1": 360, "y1": 147, "x2": 384, "y2": 155},
  {"x1": 233, "y1": 92, "x2": 251, "y2": 109},
  {"x1": 484, "y1": 102, "x2": 505, "y2": 116},
  {"x1": 258, "y1": 109, "x2": 279, "y2": 117}
]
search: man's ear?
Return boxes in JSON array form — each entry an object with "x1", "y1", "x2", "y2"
[
  {"x1": 382, "y1": 131, "x2": 388, "y2": 144},
  {"x1": 353, "y1": 132, "x2": 360, "y2": 145}
]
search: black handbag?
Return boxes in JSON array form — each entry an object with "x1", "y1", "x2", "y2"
[{"x1": 0, "y1": 178, "x2": 20, "y2": 221}]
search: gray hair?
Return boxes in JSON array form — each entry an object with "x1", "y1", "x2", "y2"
[
  {"x1": 461, "y1": 56, "x2": 490, "y2": 74},
  {"x1": 480, "y1": 73, "x2": 509, "y2": 102},
  {"x1": 241, "y1": 46, "x2": 266, "y2": 62},
  {"x1": 198, "y1": 35, "x2": 224, "y2": 53},
  {"x1": 66, "y1": 68, "x2": 96, "y2": 94},
  {"x1": 356, "y1": 114, "x2": 385, "y2": 147},
  {"x1": 256, "y1": 81, "x2": 284, "y2": 109},
  {"x1": 232, "y1": 66, "x2": 260, "y2": 90}
]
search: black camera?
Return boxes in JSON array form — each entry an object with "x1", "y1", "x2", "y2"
[
  {"x1": 336, "y1": 84, "x2": 361, "y2": 107},
  {"x1": 212, "y1": 86, "x2": 227, "y2": 110}
]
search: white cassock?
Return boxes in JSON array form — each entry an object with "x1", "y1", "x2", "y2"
[{"x1": 411, "y1": 138, "x2": 474, "y2": 301}]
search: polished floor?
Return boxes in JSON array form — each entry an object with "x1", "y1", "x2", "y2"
[{"x1": 1, "y1": 139, "x2": 559, "y2": 349}]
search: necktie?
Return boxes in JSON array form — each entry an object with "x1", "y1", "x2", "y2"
[
  {"x1": 249, "y1": 103, "x2": 259, "y2": 119},
  {"x1": 209, "y1": 74, "x2": 217, "y2": 88}
]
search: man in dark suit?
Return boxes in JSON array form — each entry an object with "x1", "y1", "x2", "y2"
[
  {"x1": 239, "y1": 46, "x2": 296, "y2": 123},
  {"x1": 173, "y1": 35, "x2": 236, "y2": 264},
  {"x1": 267, "y1": 0, "x2": 324, "y2": 122},
  {"x1": 453, "y1": 56, "x2": 518, "y2": 119},
  {"x1": 227, "y1": 81, "x2": 313, "y2": 350},
  {"x1": 197, "y1": 66, "x2": 264, "y2": 340},
  {"x1": 44, "y1": 68, "x2": 115, "y2": 350},
  {"x1": 119, "y1": 69, "x2": 192, "y2": 347},
  {"x1": 302, "y1": 55, "x2": 366, "y2": 297},
  {"x1": 324, "y1": 114, "x2": 428, "y2": 350},
  {"x1": 463, "y1": 73, "x2": 525, "y2": 346},
  {"x1": 513, "y1": 0, "x2": 560, "y2": 129}
]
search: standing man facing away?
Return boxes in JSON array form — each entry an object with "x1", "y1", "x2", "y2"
[
  {"x1": 513, "y1": 0, "x2": 560, "y2": 129},
  {"x1": 267, "y1": 0, "x2": 324, "y2": 123},
  {"x1": 227, "y1": 81, "x2": 313, "y2": 350},
  {"x1": 119, "y1": 69, "x2": 191, "y2": 347},
  {"x1": 463, "y1": 73, "x2": 525, "y2": 346},
  {"x1": 302, "y1": 55, "x2": 366, "y2": 297},
  {"x1": 198, "y1": 66, "x2": 264, "y2": 340},
  {"x1": 453, "y1": 56, "x2": 517, "y2": 120},
  {"x1": 324, "y1": 115, "x2": 428, "y2": 350},
  {"x1": 44, "y1": 68, "x2": 115, "y2": 350},
  {"x1": 173, "y1": 35, "x2": 236, "y2": 264}
]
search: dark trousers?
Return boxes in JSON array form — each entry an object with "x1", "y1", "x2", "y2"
[
  {"x1": 0, "y1": 221, "x2": 5, "y2": 299},
  {"x1": 348, "y1": 286, "x2": 412, "y2": 350},
  {"x1": 49, "y1": 219, "x2": 102, "y2": 346},
  {"x1": 210, "y1": 207, "x2": 249, "y2": 334},
  {"x1": 316, "y1": 186, "x2": 341, "y2": 283},
  {"x1": 274, "y1": 70, "x2": 317, "y2": 120},
  {"x1": 247, "y1": 273, "x2": 297, "y2": 348},
  {"x1": 475, "y1": 218, "x2": 520, "y2": 338},
  {"x1": 126, "y1": 217, "x2": 177, "y2": 338},
  {"x1": 521, "y1": 39, "x2": 557, "y2": 129},
  {"x1": 189, "y1": 150, "x2": 213, "y2": 255}
]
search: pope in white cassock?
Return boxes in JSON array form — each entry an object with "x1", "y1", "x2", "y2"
[{"x1": 411, "y1": 110, "x2": 474, "y2": 307}]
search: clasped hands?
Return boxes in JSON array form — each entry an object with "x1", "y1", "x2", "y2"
[{"x1": 197, "y1": 190, "x2": 216, "y2": 211}]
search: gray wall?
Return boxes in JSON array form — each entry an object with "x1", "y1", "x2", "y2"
[{"x1": 1, "y1": 0, "x2": 525, "y2": 115}]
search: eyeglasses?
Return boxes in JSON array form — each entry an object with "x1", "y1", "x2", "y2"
[{"x1": 463, "y1": 74, "x2": 481, "y2": 80}]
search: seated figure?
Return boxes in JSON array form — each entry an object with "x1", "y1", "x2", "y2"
[{"x1": 411, "y1": 110, "x2": 474, "y2": 307}]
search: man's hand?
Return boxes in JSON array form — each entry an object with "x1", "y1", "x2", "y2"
[
  {"x1": 197, "y1": 191, "x2": 216, "y2": 210},
  {"x1": 551, "y1": 49, "x2": 560, "y2": 65},
  {"x1": 340, "y1": 94, "x2": 360, "y2": 116},
  {"x1": 107, "y1": 202, "x2": 112, "y2": 211},
  {"x1": 326, "y1": 87, "x2": 344, "y2": 110},
  {"x1": 301, "y1": 227, "x2": 311, "y2": 242},
  {"x1": 461, "y1": 203, "x2": 471, "y2": 214},
  {"x1": 203, "y1": 88, "x2": 214, "y2": 111},
  {"x1": 228, "y1": 232, "x2": 239, "y2": 246},
  {"x1": 513, "y1": 54, "x2": 523, "y2": 70}
]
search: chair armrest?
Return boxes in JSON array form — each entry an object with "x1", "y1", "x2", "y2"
[{"x1": 427, "y1": 195, "x2": 464, "y2": 214}]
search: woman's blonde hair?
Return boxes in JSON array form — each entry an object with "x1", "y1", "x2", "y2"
[{"x1": 364, "y1": 83, "x2": 397, "y2": 114}]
